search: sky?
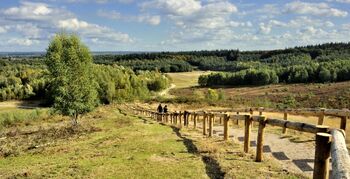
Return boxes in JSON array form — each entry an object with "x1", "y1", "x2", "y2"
[{"x1": 0, "y1": 0, "x2": 349, "y2": 52}]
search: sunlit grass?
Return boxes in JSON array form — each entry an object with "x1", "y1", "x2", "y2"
[{"x1": 166, "y1": 71, "x2": 213, "y2": 88}]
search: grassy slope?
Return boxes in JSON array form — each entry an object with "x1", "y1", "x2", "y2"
[
  {"x1": 0, "y1": 105, "x2": 305, "y2": 178},
  {"x1": 0, "y1": 106, "x2": 207, "y2": 178}
]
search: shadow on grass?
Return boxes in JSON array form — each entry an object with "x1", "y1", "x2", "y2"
[{"x1": 170, "y1": 126, "x2": 225, "y2": 179}]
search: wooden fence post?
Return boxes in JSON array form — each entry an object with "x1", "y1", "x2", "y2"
[
  {"x1": 282, "y1": 111, "x2": 288, "y2": 134},
  {"x1": 209, "y1": 114, "x2": 214, "y2": 137},
  {"x1": 250, "y1": 108, "x2": 254, "y2": 127},
  {"x1": 244, "y1": 115, "x2": 252, "y2": 153},
  {"x1": 313, "y1": 132, "x2": 331, "y2": 179},
  {"x1": 256, "y1": 116, "x2": 267, "y2": 162},
  {"x1": 259, "y1": 107, "x2": 263, "y2": 116},
  {"x1": 340, "y1": 116, "x2": 347, "y2": 130},
  {"x1": 184, "y1": 112, "x2": 188, "y2": 127},
  {"x1": 223, "y1": 114, "x2": 230, "y2": 140},
  {"x1": 193, "y1": 113, "x2": 197, "y2": 129},
  {"x1": 318, "y1": 108, "x2": 325, "y2": 125},
  {"x1": 203, "y1": 112, "x2": 207, "y2": 135},
  {"x1": 179, "y1": 112, "x2": 182, "y2": 127}
]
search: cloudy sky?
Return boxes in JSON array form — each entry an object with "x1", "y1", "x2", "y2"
[{"x1": 0, "y1": 0, "x2": 349, "y2": 52}]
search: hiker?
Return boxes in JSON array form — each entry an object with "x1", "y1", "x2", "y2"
[
  {"x1": 157, "y1": 104, "x2": 163, "y2": 113},
  {"x1": 163, "y1": 105, "x2": 168, "y2": 113}
]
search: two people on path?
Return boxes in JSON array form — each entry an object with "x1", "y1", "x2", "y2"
[
  {"x1": 157, "y1": 104, "x2": 168, "y2": 122},
  {"x1": 157, "y1": 104, "x2": 168, "y2": 113}
]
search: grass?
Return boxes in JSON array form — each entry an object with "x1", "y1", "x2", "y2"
[
  {"x1": 0, "y1": 108, "x2": 50, "y2": 129},
  {"x1": 0, "y1": 105, "x2": 208, "y2": 178},
  {"x1": 166, "y1": 71, "x2": 213, "y2": 88}
]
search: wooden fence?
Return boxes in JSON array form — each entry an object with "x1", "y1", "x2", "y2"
[{"x1": 130, "y1": 106, "x2": 350, "y2": 179}]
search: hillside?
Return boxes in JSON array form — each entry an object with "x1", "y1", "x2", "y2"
[{"x1": 0, "y1": 105, "x2": 306, "y2": 178}]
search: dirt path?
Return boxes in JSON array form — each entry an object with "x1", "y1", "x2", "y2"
[
  {"x1": 0, "y1": 101, "x2": 41, "y2": 109},
  {"x1": 192, "y1": 122, "x2": 316, "y2": 177},
  {"x1": 159, "y1": 84, "x2": 176, "y2": 97}
]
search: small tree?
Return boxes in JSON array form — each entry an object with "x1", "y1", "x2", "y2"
[
  {"x1": 46, "y1": 33, "x2": 98, "y2": 125},
  {"x1": 206, "y1": 88, "x2": 219, "y2": 101}
]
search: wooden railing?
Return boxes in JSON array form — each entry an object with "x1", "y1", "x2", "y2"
[{"x1": 129, "y1": 106, "x2": 350, "y2": 179}]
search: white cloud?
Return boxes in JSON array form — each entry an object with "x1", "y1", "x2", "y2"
[
  {"x1": 64, "y1": 0, "x2": 133, "y2": 3},
  {"x1": 2, "y1": 1, "x2": 73, "y2": 21},
  {"x1": 332, "y1": 0, "x2": 350, "y2": 3},
  {"x1": 58, "y1": 18, "x2": 89, "y2": 31},
  {"x1": 0, "y1": 1, "x2": 132, "y2": 47},
  {"x1": 0, "y1": 26, "x2": 8, "y2": 33},
  {"x1": 7, "y1": 38, "x2": 39, "y2": 46},
  {"x1": 97, "y1": 9, "x2": 161, "y2": 25},
  {"x1": 259, "y1": 23, "x2": 272, "y2": 34},
  {"x1": 57, "y1": 18, "x2": 132, "y2": 43},
  {"x1": 285, "y1": 2, "x2": 348, "y2": 17},
  {"x1": 141, "y1": 0, "x2": 202, "y2": 16},
  {"x1": 138, "y1": 15, "x2": 161, "y2": 25},
  {"x1": 97, "y1": 9, "x2": 121, "y2": 20}
]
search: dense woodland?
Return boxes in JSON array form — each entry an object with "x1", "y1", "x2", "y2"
[
  {"x1": 1, "y1": 42, "x2": 350, "y2": 102},
  {"x1": 0, "y1": 57, "x2": 169, "y2": 104}
]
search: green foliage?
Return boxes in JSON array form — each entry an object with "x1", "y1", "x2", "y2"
[
  {"x1": 218, "y1": 89, "x2": 226, "y2": 101},
  {"x1": 199, "y1": 69, "x2": 279, "y2": 86},
  {"x1": 318, "y1": 68, "x2": 332, "y2": 83},
  {"x1": 46, "y1": 33, "x2": 98, "y2": 122},
  {"x1": 282, "y1": 95, "x2": 298, "y2": 108},
  {"x1": 0, "y1": 108, "x2": 49, "y2": 128},
  {"x1": 205, "y1": 88, "x2": 219, "y2": 101}
]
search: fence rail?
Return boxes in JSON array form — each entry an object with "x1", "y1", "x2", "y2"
[{"x1": 130, "y1": 106, "x2": 350, "y2": 179}]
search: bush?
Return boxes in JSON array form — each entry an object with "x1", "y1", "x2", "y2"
[{"x1": 206, "y1": 88, "x2": 219, "y2": 101}]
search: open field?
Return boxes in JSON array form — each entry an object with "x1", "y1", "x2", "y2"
[
  {"x1": 0, "y1": 105, "x2": 305, "y2": 178},
  {"x1": 170, "y1": 80, "x2": 350, "y2": 109},
  {"x1": 166, "y1": 71, "x2": 213, "y2": 88}
]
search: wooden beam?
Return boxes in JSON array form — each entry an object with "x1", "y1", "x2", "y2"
[{"x1": 330, "y1": 129, "x2": 350, "y2": 179}]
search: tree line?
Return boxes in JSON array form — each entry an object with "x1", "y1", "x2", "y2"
[{"x1": 199, "y1": 59, "x2": 350, "y2": 86}]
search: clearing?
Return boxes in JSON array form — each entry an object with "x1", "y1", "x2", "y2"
[{"x1": 166, "y1": 71, "x2": 213, "y2": 88}]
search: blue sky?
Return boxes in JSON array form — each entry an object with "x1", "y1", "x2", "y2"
[{"x1": 0, "y1": 0, "x2": 349, "y2": 52}]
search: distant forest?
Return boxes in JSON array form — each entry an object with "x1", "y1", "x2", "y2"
[
  {"x1": 2, "y1": 42, "x2": 350, "y2": 89},
  {"x1": 92, "y1": 42, "x2": 350, "y2": 86}
]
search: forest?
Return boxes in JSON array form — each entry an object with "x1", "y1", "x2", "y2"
[
  {"x1": 2, "y1": 42, "x2": 350, "y2": 98},
  {"x1": 0, "y1": 54, "x2": 169, "y2": 105}
]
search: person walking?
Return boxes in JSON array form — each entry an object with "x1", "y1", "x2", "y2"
[
  {"x1": 163, "y1": 105, "x2": 168, "y2": 113},
  {"x1": 157, "y1": 104, "x2": 163, "y2": 121},
  {"x1": 157, "y1": 104, "x2": 163, "y2": 113}
]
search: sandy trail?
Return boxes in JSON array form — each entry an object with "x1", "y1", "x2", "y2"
[
  {"x1": 190, "y1": 121, "x2": 316, "y2": 178},
  {"x1": 159, "y1": 84, "x2": 176, "y2": 97}
]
